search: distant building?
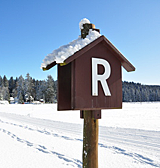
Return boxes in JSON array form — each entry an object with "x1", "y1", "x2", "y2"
[{"x1": 10, "y1": 97, "x2": 14, "y2": 104}]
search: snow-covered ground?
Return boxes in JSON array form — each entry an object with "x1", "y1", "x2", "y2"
[{"x1": 0, "y1": 102, "x2": 160, "y2": 168}]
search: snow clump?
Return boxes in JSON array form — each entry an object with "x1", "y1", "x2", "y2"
[
  {"x1": 41, "y1": 18, "x2": 101, "y2": 69},
  {"x1": 79, "y1": 18, "x2": 91, "y2": 29}
]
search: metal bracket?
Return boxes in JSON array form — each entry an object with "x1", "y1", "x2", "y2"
[{"x1": 80, "y1": 110, "x2": 101, "y2": 119}]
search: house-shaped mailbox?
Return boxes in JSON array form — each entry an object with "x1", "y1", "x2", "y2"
[{"x1": 44, "y1": 35, "x2": 135, "y2": 111}]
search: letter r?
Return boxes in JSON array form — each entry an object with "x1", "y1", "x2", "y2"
[{"x1": 92, "y1": 58, "x2": 111, "y2": 96}]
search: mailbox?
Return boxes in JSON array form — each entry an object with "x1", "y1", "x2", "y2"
[
  {"x1": 41, "y1": 21, "x2": 135, "y2": 111},
  {"x1": 57, "y1": 35, "x2": 135, "y2": 111},
  {"x1": 41, "y1": 19, "x2": 135, "y2": 167}
]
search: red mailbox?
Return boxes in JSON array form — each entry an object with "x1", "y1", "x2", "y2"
[
  {"x1": 58, "y1": 35, "x2": 135, "y2": 111},
  {"x1": 43, "y1": 35, "x2": 135, "y2": 111}
]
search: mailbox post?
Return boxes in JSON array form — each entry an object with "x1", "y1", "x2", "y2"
[
  {"x1": 82, "y1": 110, "x2": 99, "y2": 168},
  {"x1": 41, "y1": 19, "x2": 135, "y2": 168}
]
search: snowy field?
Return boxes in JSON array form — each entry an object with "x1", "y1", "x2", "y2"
[{"x1": 0, "y1": 102, "x2": 160, "y2": 168}]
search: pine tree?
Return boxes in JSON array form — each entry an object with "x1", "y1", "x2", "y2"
[
  {"x1": 17, "y1": 75, "x2": 25, "y2": 103},
  {"x1": 0, "y1": 76, "x2": 10, "y2": 101},
  {"x1": 35, "y1": 80, "x2": 46, "y2": 101},
  {"x1": 0, "y1": 87, "x2": 3, "y2": 100},
  {"x1": 0, "y1": 76, "x2": 2, "y2": 87},
  {"x1": 1, "y1": 87, "x2": 10, "y2": 101},
  {"x1": 18, "y1": 92, "x2": 24, "y2": 104},
  {"x1": 32, "y1": 78, "x2": 36, "y2": 100},
  {"x1": 46, "y1": 75, "x2": 56, "y2": 103},
  {"x1": 24, "y1": 73, "x2": 34, "y2": 102},
  {"x1": 3, "y1": 75, "x2": 9, "y2": 87},
  {"x1": 9, "y1": 77, "x2": 15, "y2": 96}
]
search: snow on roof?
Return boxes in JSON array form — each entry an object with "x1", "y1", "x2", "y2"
[{"x1": 41, "y1": 19, "x2": 101, "y2": 69}]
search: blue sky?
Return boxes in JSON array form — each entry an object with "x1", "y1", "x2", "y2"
[{"x1": 0, "y1": 0, "x2": 160, "y2": 85}]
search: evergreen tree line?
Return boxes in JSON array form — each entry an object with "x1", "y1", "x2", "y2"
[
  {"x1": 123, "y1": 81, "x2": 160, "y2": 102},
  {"x1": 0, "y1": 75, "x2": 160, "y2": 103},
  {"x1": 0, "y1": 74, "x2": 57, "y2": 103}
]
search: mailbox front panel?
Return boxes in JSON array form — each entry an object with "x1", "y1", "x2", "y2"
[{"x1": 73, "y1": 42, "x2": 122, "y2": 110}]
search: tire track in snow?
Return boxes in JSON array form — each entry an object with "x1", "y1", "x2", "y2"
[
  {"x1": 98, "y1": 143, "x2": 160, "y2": 167},
  {"x1": 0, "y1": 118, "x2": 79, "y2": 142},
  {"x1": 0, "y1": 112, "x2": 160, "y2": 167},
  {"x1": 0, "y1": 127, "x2": 82, "y2": 168},
  {"x1": 1, "y1": 125, "x2": 159, "y2": 168},
  {"x1": 1, "y1": 112, "x2": 160, "y2": 153},
  {"x1": 1, "y1": 116, "x2": 159, "y2": 152}
]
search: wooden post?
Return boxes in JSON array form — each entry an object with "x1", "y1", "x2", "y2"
[
  {"x1": 81, "y1": 23, "x2": 100, "y2": 39},
  {"x1": 83, "y1": 110, "x2": 99, "y2": 168}
]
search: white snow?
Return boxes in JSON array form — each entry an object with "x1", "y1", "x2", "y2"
[
  {"x1": 0, "y1": 102, "x2": 160, "y2": 168},
  {"x1": 41, "y1": 19, "x2": 101, "y2": 69},
  {"x1": 0, "y1": 100, "x2": 9, "y2": 105},
  {"x1": 79, "y1": 18, "x2": 90, "y2": 30}
]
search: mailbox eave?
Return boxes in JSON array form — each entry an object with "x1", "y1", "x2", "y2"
[
  {"x1": 42, "y1": 35, "x2": 135, "y2": 72},
  {"x1": 65, "y1": 35, "x2": 135, "y2": 72},
  {"x1": 57, "y1": 34, "x2": 136, "y2": 111}
]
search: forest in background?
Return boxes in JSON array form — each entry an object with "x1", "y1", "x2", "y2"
[
  {"x1": 0, "y1": 74, "x2": 160, "y2": 103},
  {"x1": 0, "y1": 74, "x2": 57, "y2": 103},
  {"x1": 122, "y1": 81, "x2": 160, "y2": 102}
]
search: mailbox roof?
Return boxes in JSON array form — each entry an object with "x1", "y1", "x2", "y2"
[{"x1": 44, "y1": 35, "x2": 135, "y2": 72}]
